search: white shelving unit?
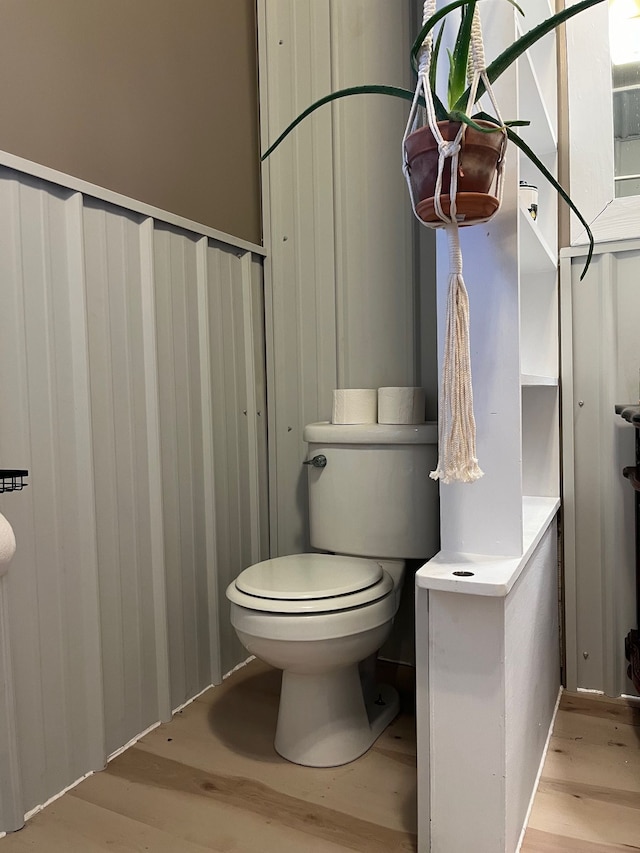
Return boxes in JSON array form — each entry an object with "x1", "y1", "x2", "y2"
[{"x1": 414, "y1": 3, "x2": 561, "y2": 850}]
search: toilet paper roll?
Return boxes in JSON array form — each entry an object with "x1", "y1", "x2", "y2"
[
  {"x1": 0, "y1": 513, "x2": 16, "y2": 578},
  {"x1": 331, "y1": 389, "x2": 378, "y2": 424},
  {"x1": 377, "y1": 387, "x2": 426, "y2": 424}
]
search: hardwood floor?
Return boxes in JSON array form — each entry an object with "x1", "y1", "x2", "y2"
[
  {"x1": 521, "y1": 692, "x2": 640, "y2": 853},
  {"x1": 0, "y1": 660, "x2": 638, "y2": 852}
]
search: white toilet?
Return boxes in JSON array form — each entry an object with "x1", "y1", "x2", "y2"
[{"x1": 226, "y1": 421, "x2": 439, "y2": 767}]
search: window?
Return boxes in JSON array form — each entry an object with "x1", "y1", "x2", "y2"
[{"x1": 610, "y1": 0, "x2": 640, "y2": 197}]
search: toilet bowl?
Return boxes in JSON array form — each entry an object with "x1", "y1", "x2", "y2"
[
  {"x1": 227, "y1": 553, "x2": 402, "y2": 766},
  {"x1": 226, "y1": 421, "x2": 439, "y2": 767}
]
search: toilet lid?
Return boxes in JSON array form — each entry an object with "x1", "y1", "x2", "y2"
[
  {"x1": 236, "y1": 553, "x2": 383, "y2": 599},
  {"x1": 227, "y1": 554, "x2": 394, "y2": 614}
]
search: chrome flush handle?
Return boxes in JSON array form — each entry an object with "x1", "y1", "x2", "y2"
[{"x1": 303, "y1": 454, "x2": 327, "y2": 468}]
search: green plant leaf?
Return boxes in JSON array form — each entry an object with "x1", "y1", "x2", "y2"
[
  {"x1": 453, "y1": 0, "x2": 607, "y2": 113},
  {"x1": 450, "y1": 111, "x2": 530, "y2": 131},
  {"x1": 450, "y1": 110, "x2": 501, "y2": 132},
  {"x1": 448, "y1": 2, "x2": 475, "y2": 111},
  {"x1": 410, "y1": 0, "x2": 480, "y2": 73},
  {"x1": 433, "y1": 92, "x2": 449, "y2": 122},
  {"x1": 261, "y1": 85, "x2": 417, "y2": 160},
  {"x1": 505, "y1": 127, "x2": 594, "y2": 280},
  {"x1": 430, "y1": 24, "x2": 445, "y2": 98},
  {"x1": 410, "y1": 0, "x2": 523, "y2": 73}
]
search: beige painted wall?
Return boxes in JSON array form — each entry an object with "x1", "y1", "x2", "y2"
[{"x1": 0, "y1": 0, "x2": 261, "y2": 244}]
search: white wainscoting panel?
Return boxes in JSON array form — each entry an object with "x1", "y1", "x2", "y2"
[
  {"x1": 154, "y1": 225, "x2": 212, "y2": 709},
  {"x1": 83, "y1": 200, "x2": 170, "y2": 753},
  {"x1": 0, "y1": 162, "x2": 267, "y2": 829},
  {"x1": 208, "y1": 248, "x2": 270, "y2": 675},
  {"x1": 562, "y1": 241, "x2": 640, "y2": 697},
  {"x1": 0, "y1": 174, "x2": 106, "y2": 815}
]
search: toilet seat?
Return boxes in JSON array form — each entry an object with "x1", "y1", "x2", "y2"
[{"x1": 227, "y1": 553, "x2": 393, "y2": 614}]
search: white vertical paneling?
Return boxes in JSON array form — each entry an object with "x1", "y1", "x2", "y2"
[
  {"x1": 563, "y1": 245, "x2": 640, "y2": 696},
  {"x1": 154, "y1": 225, "x2": 211, "y2": 709},
  {"x1": 0, "y1": 171, "x2": 105, "y2": 812},
  {"x1": 0, "y1": 159, "x2": 267, "y2": 828},
  {"x1": 331, "y1": 0, "x2": 417, "y2": 388},
  {"x1": 83, "y1": 199, "x2": 169, "y2": 753},
  {"x1": 261, "y1": 0, "x2": 423, "y2": 556},
  {"x1": 261, "y1": 0, "x2": 337, "y2": 555},
  {"x1": 0, "y1": 171, "x2": 34, "y2": 830},
  {"x1": 207, "y1": 244, "x2": 244, "y2": 675},
  {"x1": 241, "y1": 252, "x2": 262, "y2": 566},
  {"x1": 196, "y1": 236, "x2": 223, "y2": 686},
  {"x1": 207, "y1": 243, "x2": 269, "y2": 676},
  {"x1": 58, "y1": 192, "x2": 106, "y2": 769},
  {"x1": 0, "y1": 580, "x2": 23, "y2": 831},
  {"x1": 0, "y1": 171, "x2": 38, "y2": 823},
  {"x1": 139, "y1": 217, "x2": 172, "y2": 722},
  {"x1": 251, "y1": 256, "x2": 271, "y2": 561}
]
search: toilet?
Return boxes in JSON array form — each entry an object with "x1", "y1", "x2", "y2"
[{"x1": 226, "y1": 420, "x2": 439, "y2": 767}]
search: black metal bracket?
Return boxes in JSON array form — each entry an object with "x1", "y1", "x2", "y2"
[{"x1": 0, "y1": 470, "x2": 29, "y2": 494}]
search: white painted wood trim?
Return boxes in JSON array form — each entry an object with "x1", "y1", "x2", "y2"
[
  {"x1": 0, "y1": 579, "x2": 24, "y2": 832},
  {"x1": 559, "y1": 253, "x2": 579, "y2": 692},
  {"x1": 196, "y1": 236, "x2": 223, "y2": 686},
  {"x1": 416, "y1": 497, "x2": 560, "y2": 596},
  {"x1": 520, "y1": 375, "x2": 558, "y2": 386},
  {"x1": 565, "y1": 0, "x2": 615, "y2": 243},
  {"x1": 414, "y1": 584, "x2": 431, "y2": 853},
  {"x1": 514, "y1": 686, "x2": 563, "y2": 853},
  {"x1": 562, "y1": 233, "x2": 640, "y2": 258},
  {"x1": 572, "y1": 198, "x2": 640, "y2": 247},
  {"x1": 64, "y1": 192, "x2": 107, "y2": 769},
  {"x1": 565, "y1": 3, "x2": 640, "y2": 248},
  {"x1": 596, "y1": 253, "x2": 621, "y2": 700},
  {"x1": 0, "y1": 148, "x2": 265, "y2": 257},
  {"x1": 139, "y1": 217, "x2": 172, "y2": 723}
]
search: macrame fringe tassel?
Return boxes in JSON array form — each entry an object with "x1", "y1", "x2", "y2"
[{"x1": 430, "y1": 226, "x2": 483, "y2": 484}]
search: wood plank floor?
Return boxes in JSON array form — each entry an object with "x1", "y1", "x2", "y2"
[
  {"x1": 521, "y1": 692, "x2": 640, "y2": 852},
  {"x1": 1, "y1": 660, "x2": 638, "y2": 852}
]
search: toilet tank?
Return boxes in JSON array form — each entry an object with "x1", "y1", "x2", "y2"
[{"x1": 303, "y1": 422, "x2": 439, "y2": 560}]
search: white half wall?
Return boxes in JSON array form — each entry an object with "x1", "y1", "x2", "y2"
[{"x1": 416, "y1": 522, "x2": 560, "y2": 852}]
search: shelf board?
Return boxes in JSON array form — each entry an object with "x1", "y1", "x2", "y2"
[
  {"x1": 519, "y1": 207, "x2": 557, "y2": 274},
  {"x1": 415, "y1": 496, "x2": 560, "y2": 598},
  {"x1": 517, "y1": 45, "x2": 557, "y2": 157},
  {"x1": 521, "y1": 374, "x2": 558, "y2": 387}
]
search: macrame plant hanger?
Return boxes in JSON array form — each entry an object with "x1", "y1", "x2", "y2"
[{"x1": 402, "y1": 0, "x2": 507, "y2": 484}]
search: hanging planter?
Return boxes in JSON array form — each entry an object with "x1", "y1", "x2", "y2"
[
  {"x1": 261, "y1": 0, "x2": 605, "y2": 482},
  {"x1": 262, "y1": 0, "x2": 602, "y2": 260},
  {"x1": 400, "y1": 0, "x2": 515, "y2": 483},
  {"x1": 404, "y1": 119, "x2": 505, "y2": 225}
]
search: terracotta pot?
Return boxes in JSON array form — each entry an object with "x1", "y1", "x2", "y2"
[{"x1": 404, "y1": 120, "x2": 505, "y2": 225}]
